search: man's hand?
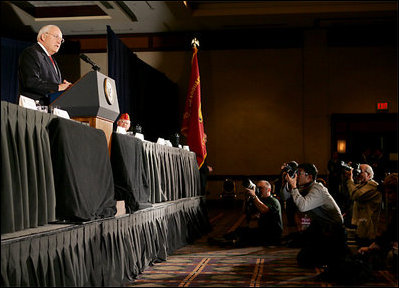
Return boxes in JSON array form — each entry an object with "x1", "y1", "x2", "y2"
[
  {"x1": 285, "y1": 173, "x2": 297, "y2": 189},
  {"x1": 246, "y1": 187, "x2": 256, "y2": 198},
  {"x1": 358, "y1": 242, "x2": 380, "y2": 254},
  {"x1": 344, "y1": 169, "x2": 353, "y2": 180},
  {"x1": 358, "y1": 246, "x2": 370, "y2": 254},
  {"x1": 58, "y1": 80, "x2": 72, "y2": 91}
]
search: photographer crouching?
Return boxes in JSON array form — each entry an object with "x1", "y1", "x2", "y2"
[
  {"x1": 225, "y1": 179, "x2": 283, "y2": 247},
  {"x1": 282, "y1": 163, "x2": 350, "y2": 269}
]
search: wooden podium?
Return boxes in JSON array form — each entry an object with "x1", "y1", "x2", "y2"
[
  {"x1": 49, "y1": 71, "x2": 119, "y2": 149},
  {"x1": 72, "y1": 116, "x2": 114, "y2": 148}
]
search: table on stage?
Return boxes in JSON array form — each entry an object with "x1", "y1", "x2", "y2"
[
  {"x1": 2, "y1": 101, "x2": 56, "y2": 234},
  {"x1": 110, "y1": 132, "x2": 201, "y2": 212},
  {"x1": 2, "y1": 101, "x2": 202, "y2": 234},
  {"x1": 1, "y1": 101, "x2": 115, "y2": 234}
]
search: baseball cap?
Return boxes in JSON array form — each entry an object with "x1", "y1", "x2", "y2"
[{"x1": 120, "y1": 113, "x2": 130, "y2": 121}]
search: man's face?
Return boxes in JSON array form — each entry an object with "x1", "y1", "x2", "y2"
[
  {"x1": 296, "y1": 168, "x2": 313, "y2": 186},
  {"x1": 356, "y1": 164, "x2": 371, "y2": 184},
  {"x1": 257, "y1": 181, "x2": 270, "y2": 197},
  {"x1": 41, "y1": 27, "x2": 63, "y2": 55},
  {"x1": 118, "y1": 119, "x2": 130, "y2": 131}
]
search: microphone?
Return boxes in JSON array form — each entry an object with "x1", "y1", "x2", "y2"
[{"x1": 79, "y1": 54, "x2": 100, "y2": 71}]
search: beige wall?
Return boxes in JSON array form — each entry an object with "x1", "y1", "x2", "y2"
[
  {"x1": 80, "y1": 53, "x2": 108, "y2": 76},
  {"x1": 83, "y1": 29, "x2": 397, "y2": 177}
]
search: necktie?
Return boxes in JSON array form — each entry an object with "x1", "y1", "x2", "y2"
[
  {"x1": 49, "y1": 55, "x2": 55, "y2": 67},
  {"x1": 49, "y1": 55, "x2": 59, "y2": 77}
]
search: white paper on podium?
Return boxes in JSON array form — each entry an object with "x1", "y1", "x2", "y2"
[
  {"x1": 19, "y1": 95, "x2": 38, "y2": 110},
  {"x1": 183, "y1": 145, "x2": 190, "y2": 151},
  {"x1": 135, "y1": 133, "x2": 144, "y2": 140},
  {"x1": 116, "y1": 126, "x2": 127, "y2": 134},
  {"x1": 53, "y1": 108, "x2": 70, "y2": 119},
  {"x1": 165, "y1": 140, "x2": 173, "y2": 147},
  {"x1": 157, "y1": 138, "x2": 166, "y2": 145}
]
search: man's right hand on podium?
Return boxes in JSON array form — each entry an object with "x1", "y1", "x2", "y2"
[{"x1": 58, "y1": 79, "x2": 72, "y2": 91}]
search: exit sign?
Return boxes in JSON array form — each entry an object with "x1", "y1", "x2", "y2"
[{"x1": 377, "y1": 102, "x2": 389, "y2": 112}]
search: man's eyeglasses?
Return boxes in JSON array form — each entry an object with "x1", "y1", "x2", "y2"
[
  {"x1": 297, "y1": 170, "x2": 308, "y2": 176},
  {"x1": 46, "y1": 32, "x2": 64, "y2": 43}
]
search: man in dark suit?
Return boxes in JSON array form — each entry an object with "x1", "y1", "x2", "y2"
[{"x1": 18, "y1": 24, "x2": 71, "y2": 105}]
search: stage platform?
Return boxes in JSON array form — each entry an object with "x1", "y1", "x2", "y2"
[{"x1": 1, "y1": 197, "x2": 210, "y2": 287}]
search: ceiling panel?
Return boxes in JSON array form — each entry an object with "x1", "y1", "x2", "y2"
[{"x1": 3, "y1": 1, "x2": 397, "y2": 37}]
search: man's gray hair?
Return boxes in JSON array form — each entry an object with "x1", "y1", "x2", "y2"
[
  {"x1": 364, "y1": 164, "x2": 374, "y2": 179},
  {"x1": 37, "y1": 25, "x2": 59, "y2": 41},
  {"x1": 259, "y1": 180, "x2": 271, "y2": 189}
]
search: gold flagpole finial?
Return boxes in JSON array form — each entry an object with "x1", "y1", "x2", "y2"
[{"x1": 191, "y1": 38, "x2": 199, "y2": 49}]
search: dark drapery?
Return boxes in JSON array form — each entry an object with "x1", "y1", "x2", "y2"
[
  {"x1": 0, "y1": 38, "x2": 33, "y2": 104},
  {"x1": 48, "y1": 118, "x2": 116, "y2": 222},
  {"x1": 143, "y1": 141, "x2": 201, "y2": 203},
  {"x1": 1, "y1": 101, "x2": 56, "y2": 234},
  {"x1": 107, "y1": 26, "x2": 180, "y2": 142},
  {"x1": 110, "y1": 133, "x2": 201, "y2": 213},
  {"x1": 1, "y1": 197, "x2": 210, "y2": 287},
  {"x1": 1, "y1": 101, "x2": 117, "y2": 233},
  {"x1": 111, "y1": 133, "x2": 151, "y2": 212}
]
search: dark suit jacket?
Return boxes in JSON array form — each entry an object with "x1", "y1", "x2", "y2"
[{"x1": 18, "y1": 43, "x2": 62, "y2": 105}]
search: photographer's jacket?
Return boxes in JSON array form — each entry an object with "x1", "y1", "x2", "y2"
[
  {"x1": 258, "y1": 196, "x2": 283, "y2": 241},
  {"x1": 346, "y1": 179, "x2": 381, "y2": 240},
  {"x1": 289, "y1": 182, "x2": 343, "y2": 228}
]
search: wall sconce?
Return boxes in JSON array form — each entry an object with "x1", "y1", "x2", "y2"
[{"x1": 337, "y1": 140, "x2": 346, "y2": 153}]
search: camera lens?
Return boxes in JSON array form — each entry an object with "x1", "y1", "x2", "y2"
[{"x1": 242, "y1": 178, "x2": 256, "y2": 189}]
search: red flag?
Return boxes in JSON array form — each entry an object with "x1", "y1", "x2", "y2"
[{"x1": 181, "y1": 46, "x2": 207, "y2": 169}]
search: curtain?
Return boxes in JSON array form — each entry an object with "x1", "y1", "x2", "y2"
[
  {"x1": 0, "y1": 38, "x2": 33, "y2": 104},
  {"x1": 107, "y1": 26, "x2": 180, "y2": 142}
]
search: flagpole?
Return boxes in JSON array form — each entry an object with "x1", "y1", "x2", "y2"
[
  {"x1": 191, "y1": 38, "x2": 199, "y2": 49},
  {"x1": 181, "y1": 37, "x2": 207, "y2": 169}
]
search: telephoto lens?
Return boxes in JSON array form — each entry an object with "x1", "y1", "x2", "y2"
[{"x1": 242, "y1": 178, "x2": 256, "y2": 190}]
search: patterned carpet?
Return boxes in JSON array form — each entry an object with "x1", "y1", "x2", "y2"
[{"x1": 125, "y1": 200, "x2": 398, "y2": 287}]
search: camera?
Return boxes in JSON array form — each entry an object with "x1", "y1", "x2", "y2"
[
  {"x1": 282, "y1": 161, "x2": 298, "y2": 178},
  {"x1": 242, "y1": 178, "x2": 256, "y2": 190},
  {"x1": 340, "y1": 161, "x2": 361, "y2": 178},
  {"x1": 242, "y1": 178, "x2": 260, "y2": 217}
]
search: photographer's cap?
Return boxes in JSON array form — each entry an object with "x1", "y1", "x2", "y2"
[{"x1": 298, "y1": 163, "x2": 318, "y2": 179}]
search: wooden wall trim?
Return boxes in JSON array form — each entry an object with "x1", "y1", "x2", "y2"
[{"x1": 65, "y1": 23, "x2": 395, "y2": 53}]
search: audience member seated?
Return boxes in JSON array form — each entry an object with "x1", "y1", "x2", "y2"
[
  {"x1": 116, "y1": 113, "x2": 131, "y2": 134},
  {"x1": 345, "y1": 164, "x2": 382, "y2": 247},
  {"x1": 283, "y1": 163, "x2": 348, "y2": 269},
  {"x1": 358, "y1": 173, "x2": 397, "y2": 277}
]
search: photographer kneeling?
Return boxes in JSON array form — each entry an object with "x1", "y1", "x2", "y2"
[
  {"x1": 283, "y1": 163, "x2": 349, "y2": 269},
  {"x1": 227, "y1": 180, "x2": 283, "y2": 247}
]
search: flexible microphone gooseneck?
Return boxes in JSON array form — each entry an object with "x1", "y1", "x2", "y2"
[{"x1": 79, "y1": 54, "x2": 101, "y2": 71}]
